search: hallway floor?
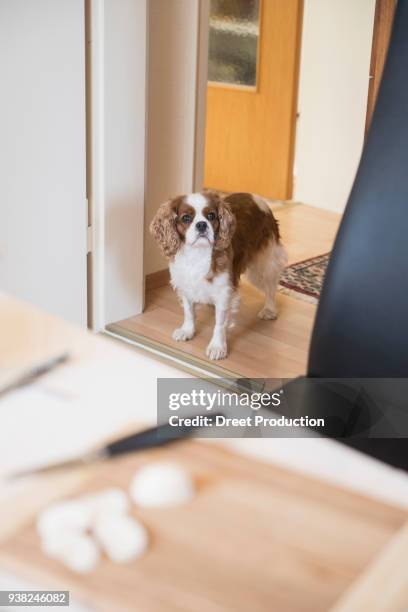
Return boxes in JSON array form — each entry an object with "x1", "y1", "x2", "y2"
[{"x1": 111, "y1": 203, "x2": 340, "y2": 379}]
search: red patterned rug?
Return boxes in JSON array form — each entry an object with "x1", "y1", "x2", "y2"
[{"x1": 279, "y1": 253, "x2": 330, "y2": 303}]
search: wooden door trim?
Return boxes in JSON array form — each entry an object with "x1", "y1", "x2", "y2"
[
  {"x1": 193, "y1": 0, "x2": 210, "y2": 191},
  {"x1": 286, "y1": 0, "x2": 304, "y2": 199},
  {"x1": 207, "y1": 81, "x2": 257, "y2": 93},
  {"x1": 365, "y1": 0, "x2": 397, "y2": 136}
]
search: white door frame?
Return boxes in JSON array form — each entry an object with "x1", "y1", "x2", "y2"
[
  {"x1": 88, "y1": 0, "x2": 147, "y2": 331},
  {"x1": 89, "y1": 0, "x2": 210, "y2": 332}
]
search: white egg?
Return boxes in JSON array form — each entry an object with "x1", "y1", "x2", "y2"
[
  {"x1": 62, "y1": 533, "x2": 100, "y2": 574},
  {"x1": 41, "y1": 530, "x2": 78, "y2": 559},
  {"x1": 37, "y1": 501, "x2": 93, "y2": 538},
  {"x1": 93, "y1": 513, "x2": 148, "y2": 563},
  {"x1": 41, "y1": 531, "x2": 100, "y2": 574},
  {"x1": 129, "y1": 462, "x2": 194, "y2": 508},
  {"x1": 81, "y1": 487, "x2": 130, "y2": 518}
]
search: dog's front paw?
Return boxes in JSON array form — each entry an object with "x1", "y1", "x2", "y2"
[
  {"x1": 172, "y1": 327, "x2": 194, "y2": 342},
  {"x1": 257, "y1": 307, "x2": 277, "y2": 320},
  {"x1": 206, "y1": 340, "x2": 228, "y2": 360}
]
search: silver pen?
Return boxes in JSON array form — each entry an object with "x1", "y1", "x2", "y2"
[{"x1": 0, "y1": 352, "x2": 70, "y2": 399}]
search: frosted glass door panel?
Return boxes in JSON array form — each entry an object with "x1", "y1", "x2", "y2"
[{"x1": 208, "y1": 0, "x2": 260, "y2": 87}]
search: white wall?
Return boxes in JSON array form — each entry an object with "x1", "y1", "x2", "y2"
[
  {"x1": 0, "y1": 0, "x2": 87, "y2": 326},
  {"x1": 144, "y1": 0, "x2": 200, "y2": 276},
  {"x1": 294, "y1": 0, "x2": 376, "y2": 213}
]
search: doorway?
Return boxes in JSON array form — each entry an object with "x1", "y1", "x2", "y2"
[
  {"x1": 204, "y1": 0, "x2": 302, "y2": 199},
  {"x1": 103, "y1": 0, "x2": 377, "y2": 381},
  {"x1": 106, "y1": 0, "x2": 341, "y2": 381}
]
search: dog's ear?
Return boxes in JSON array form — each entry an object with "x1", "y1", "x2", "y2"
[
  {"x1": 149, "y1": 199, "x2": 181, "y2": 258},
  {"x1": 215, "y1": 198, "x2": 236, "y2": 251}
]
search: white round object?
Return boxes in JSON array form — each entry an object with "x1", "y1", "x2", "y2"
[
  {"x1": 62, "y1": 533, "x2": 100, "y2": 574},
  {"x1": 129, "y1": 462, "x2": 194, "y2": 508},
  {"x1": 81, "y1": 487, "x2": 130, "y2": 518},
  {"x1": 41, "y1": 530, "x2": 79, "y2": 560},
  {"x1": 93, "y1": 513, "x2": 148, "y2": 563},
  {"x1": 37, "y1": 501, "x2": 93, "y2": 538},
  {"x1": 41, "y1": 531, "x2": 100, "y2": 574}
]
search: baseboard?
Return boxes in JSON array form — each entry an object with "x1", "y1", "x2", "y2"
[{"x1": 145, "y1": 268, "x2": 170, "y2": 291}]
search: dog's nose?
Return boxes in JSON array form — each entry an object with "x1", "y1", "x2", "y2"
[{"x1": 196, "y1": 221, "x2": 208, "y2": 233}]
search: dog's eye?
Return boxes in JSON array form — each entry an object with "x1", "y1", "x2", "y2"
[
  {"x1": 181, "y1": 214, "x2": 192, "y2": 224},
  {"x1": 207, "y1": 212, "x2": 216, "y2": 221}
]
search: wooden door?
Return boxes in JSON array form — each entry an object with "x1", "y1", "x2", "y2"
[
  {"x1": 0, "y1": 0, "x2": 87, "y2": 326},
  {"x1": 204, "y1": 0, "x2": 303, "y2": 200}
]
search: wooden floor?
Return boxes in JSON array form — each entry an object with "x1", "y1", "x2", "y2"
[{"x1": 114, "y1": 204, "x2": 340, "y2": 379}]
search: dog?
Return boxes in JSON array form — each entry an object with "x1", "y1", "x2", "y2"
[{"x1": 149, "y1": 191, "x2": 287, "y2": 360}]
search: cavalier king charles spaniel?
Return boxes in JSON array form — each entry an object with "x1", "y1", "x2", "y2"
[{"x1": 150, "y1": 191, "x2": 287, "y2": 360}]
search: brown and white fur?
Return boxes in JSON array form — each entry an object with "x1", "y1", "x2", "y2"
[{"x1": 150, "y1": 191, "x2": 287, "y2": 360}]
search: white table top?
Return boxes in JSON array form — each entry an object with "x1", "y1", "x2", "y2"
[{"x1": 1, "y1": 293, "x2": 408, "y2": 508}]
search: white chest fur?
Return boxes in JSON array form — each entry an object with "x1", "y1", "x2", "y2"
[{"x1": 169, "y1": 245, "x2": 229, "y2": 305}]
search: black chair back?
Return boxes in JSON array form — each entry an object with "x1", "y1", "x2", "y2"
[
  {"x1": 308, "y1": 0, "x2": 408, "y2": 379},
  {"x1": 298, "y1": 1, "x2": 408, "y2": 468}
]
